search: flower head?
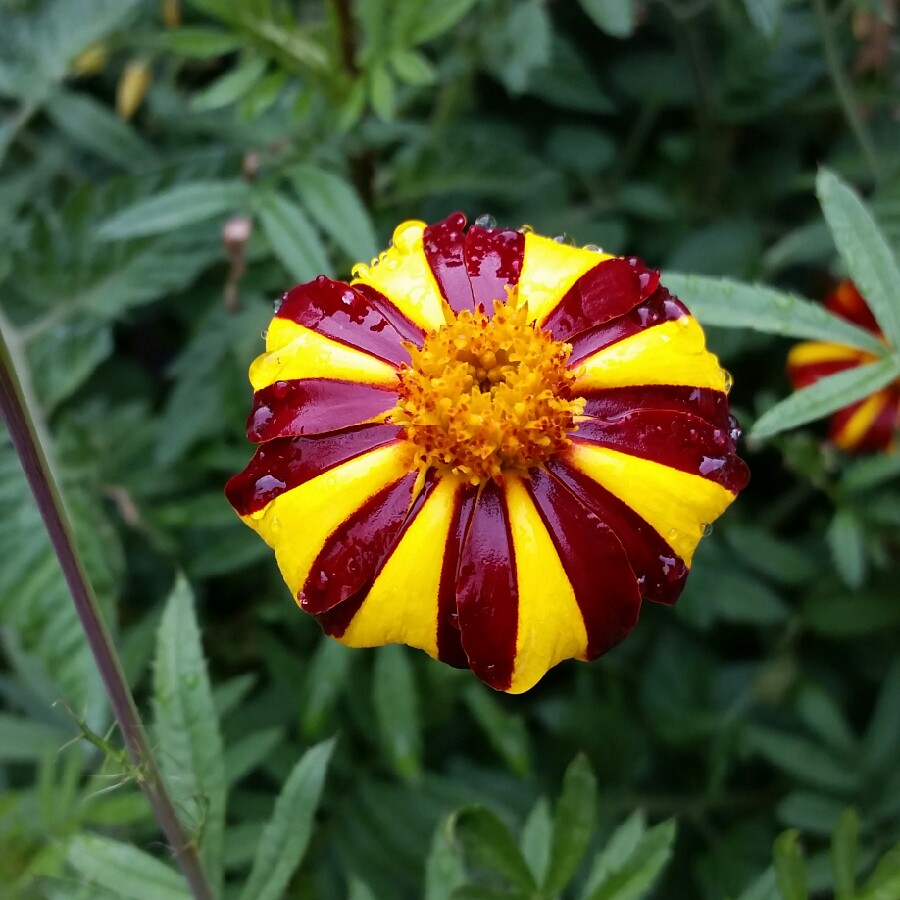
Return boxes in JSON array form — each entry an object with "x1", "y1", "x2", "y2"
[
  {"x1": 226, "y1": 214, "x2": 749, "y2": 693},
  {"x1": 787, "y1": 280, "x2": 899, "y2": 453}
]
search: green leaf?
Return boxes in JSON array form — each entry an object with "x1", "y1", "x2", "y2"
[
  {"x1": 45, "y1": 90, "x2": 155, "y2": 171},
  {"x1": 586, "y1": 819, "x2": 677, "y2": 900},
  {"x1": 300, "y1": 638, "x2": 352, "y2": 738},
  {"x1": 152, "y1": 27, "x2": 243, "y2": 58},
  {"x1": 486, "y1": 0, "x2": 552, "y2": 94},
  {"x1": 190, "y1": 54, "x2": 268, "y2": 112},
  {"x1": 390, "y1": 49, "x2": 438, "y2": 86},
  {"x1": 410, "y1": 0, "x2": 479, "y2": 43},
  {"x1": 826, "y1": 508, "x2": 866, "y2": 589},
  {"x1": 840, "y1": 453, "x2": 900, "y2": 493},
  {"x1": 803, "y1": 593, "x2": 900, "y2": 637},
  {"x1": 578, "y1": 0, "x2": 636, "y2": 38},
  {"x1": 859, "y1": 844, "x2": 900, "y2": 900},
  {"x1": 520, "y1": 798, "x2": 552, "y2": 886},
  {"x1": 746, "y1": 727, "x2": 859, "y2": 793},
  {"x1": 741, "y1": 0, "x2": 783, "y2": 37},
  {"x1": 373, "y1": 645, "x2": 422, "y2": 781},
  {"x1": 238, "y1": 738, "x2": 335, "y2": 900},
  {"x1": 583, "y1": 811, "x2": 646, "y2": 896},
  {"x1": 224, "y1": 726, "x2": 284, "y2": 786},
  {"x1": 450, "y1": 806, "x2": 536, "y2": 892},
  {"x1": 544, "y1": 755, "x2": 597, "y2": 895},
  {"x1": 662, "y1": 273, "x2": 885, "y2": 354},
  {"x1": 773, "y1": 831, "x2": 808, "y2": 900},
  {"x1": 97, "y1": 181, "x2": 249, "y2": 240},
  {"x1": 462, "y1": 683, "x2": 532, "y2": 777},
  {"x1": 257, "y1": 190, "x2": 332, "y2": 282},
  {"x1": 817, "y1": 168, "x2": 900, "y2": 348},
  {"x1": 288, "y1": 165, "x2": 378, "y2": 262},
  {"x1": 0, "y1": 713, "x2": 66, "y2": 762},
  {"x1": 736, "y1": 867, "x2": 779, "y2": 900},
  {"x1": 369, "y1": 65, "x2": 396, "y2": 120},
  {"x1": 831, "y1": 808, "x2": 858, "y2": 900},
  {"x1": 153, "y1": 576, "x2": 226, "y2": 891},
  {"x1": 751, "y1": 356, "x2": 900, "y2": 440},
  {"x1": 66, "y1": 835, "x2": 190, "y2": 900},
  {"x1": 862, "y1": 660, "x2": 900, "y2": 774},
  {"x1": 425, "y1": 817, "x2": 468, "y2": 900}
]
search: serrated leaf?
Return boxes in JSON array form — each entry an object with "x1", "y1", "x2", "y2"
[
  {"x1": 817, "y1": 168, "x2": 900, "y2": 348},
  {"x1": 751, "y1": 356, "x2": 900, "y2": 440},
  {"x1": 257, "y1": 190, "x2": 332, "y2": 282},
  {"x1": 153, "y1": 576, "x2": 226, "y2": 891},
  {"x1": 66, "y1": 834, "x2": 190, "y2": 900},
  {"x1": 742, "y1": 0, "x2": 783, "y2": 37},
  {"x1": 773, "y1": 831, "x2": 808, "y2": 900},
  {"x1": 45, "y1": 90, "x2": 155, "y2": 170},
  {"x1": 746, "y1": 727, "x2": 858, "y2": 793},
  {"x1": 826, "y1": 508, "x2": 866, "y2": 589},
  {"x1": 373, "y1": 645, "x2": 422, "y2": 781},
  {"x1": 237, "y1": 738, "x2": 334, "y2": 900},
  {"x1": 544, "y1": 755, "x2": 597, "y2": 894},
  {"x1": 586, "y1": 819, "x2": 677, "y2": 900},
  {"x1": 662, "y1": 273, "x2": 886, "y2": 354},
  {"x1": 97, "y1": 181, "x2": 249, "y2": 240},
  {"x1": 450, "y1": 806, "x2": 536, "y2": 892},
  {"x1": 831, "y1": 808, "x2": 858, "y2": 900},
  {"x1": 578, "y1": 0, "x2": 636, "y2": 38},
  {"x1": 288, "y1": 165, "x2": 378, "y2": 262}
]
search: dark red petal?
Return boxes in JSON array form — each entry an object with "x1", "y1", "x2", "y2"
[
  {"x1": 464, "y1": 226, "x2": 525, "y2": 309},
  {"x1": 829, "y1": 389, "x2": 899, "y2": 451},
  {"x1": 542, "y1": 257, "x2": 660, "y2": 342},
  {"x1": 351, "y1": 283, "x2": 426, "y2": 348},
  {"x1": 277, "y1": 276, "x2": 409, "y2": 365},
  {"x1": 571, "y1": 411, "x2": 750, "y2": 493},
  {"x1": 247, "y1": 379, "x2": 398, "y2": 441},
  {"x1": 525, "y1": 468, "x2": 641, "y2": 659},
  {"x1": 581, "y1": 385, "x2": 731, "y2": 432},
  {"x1": 547, "y1": 458, "x2": 688, "y2": 606},
  {"x1": 299, "y1": 471, "x2": 418, "y2": 614},
  {"x1": 225, "y1": 423, "x2": 401, "y2": 517},
  {"x1": 456, "y1": 479, "x2": 518, "y2": 690},
  {"x1": 788, "y1": 357, "x2": 859, "y2": 390},
  {"x1": 825, "y1": 281, "x2": 881, "y2": 334},
  {"x1": 423, "y1": 212, "x2": 475, "y2": 315},
  {"x1": 568, "y1": 289, "x2": 689, "y2": 365}
]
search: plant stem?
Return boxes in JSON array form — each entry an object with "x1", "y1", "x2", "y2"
[
  {"x1": 812, "y1": 0, "x2": 883, "y2": 185},
  {"x1": 0, "y1": 328, "x2": 215, "y2": 900}
]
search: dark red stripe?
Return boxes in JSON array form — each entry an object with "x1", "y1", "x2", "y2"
[
  {"x1": 542, "y1": 257, "x2": 659, "y2": 342},
  {"x1": 464, "y1": 226, "x2": 525, "y2": 310},
  {"x1": 299, "y1": 471, "x2": 418, "y2": 614},
  {"x1": 456, "y1": 479, "x2": 518, "y2": 690},
  {"x1": 788, "y1": 357, "x2": 860, "y2": 390},
  {"x1": 277, "y1": 276, "x2": 410, "y2": 365},
  {"x1": 314, "y1": 472, "x2": 437, "y2": 638},
  {"x1": 525, "y1": 468, "x2": 641, "y2": 659},
  {"x1": 826, "y1": 281, "x2": 880, "y2": 333},
  {"x1": 225, "y1": 423, "x2": 400, "y2": 516},
  {"x1": 567, "y1": 288, "x2": 688, "y2": 365},
  {"x1": 829, "y1": 389, "x2": 899, "y2": 451},
  {"x1": 423, "y1": 212, "x2": 475, "y2": 315},
  {"x1": 571, "y1": 411, "x2": 750, "y2": 492},
  {"x1": 548, "y1": 457, "x2": 688, "y2": 606},
  {"x1": 436, "y1": 483, "x2": 477, "y2": 668},
  {"x1": 247, "y1": 379, "x2": 398, "y2": 441},
  {"x1": 580, "y1": 385, "x2": 731, "y2": 431},
  {"x1": 353, "y1": 283, "x2": 426, "y2": 347}
]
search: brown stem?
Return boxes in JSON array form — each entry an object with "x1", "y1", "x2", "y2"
[
  {"x1": 333, "y1": 0, "x2": 358, "y2": 76},
  {"x1": 0, "y1": 326, "x2": 215, "y2": 900}
]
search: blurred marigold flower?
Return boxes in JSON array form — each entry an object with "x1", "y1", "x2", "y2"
[
  {"x1": 788, "y1": 280, "x2": 899, "y2": 453},
  {"x1": 226, "y1": 214, "x2": 749, "y2": 692}
]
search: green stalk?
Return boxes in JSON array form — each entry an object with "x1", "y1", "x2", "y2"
[
  {"x1": 812, "y1": 0, "x2": 883, "y2": 185},
  {"x1": 0, "y1": 326, "x2": 215, "y2": 900}
]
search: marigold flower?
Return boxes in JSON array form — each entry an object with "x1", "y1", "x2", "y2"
[
  {"x1": 226, "y1": 214, "x2": 749, "y2": 692},
  {"x1": 787, "y1": 280, "x2": 899, "y2": 453}
]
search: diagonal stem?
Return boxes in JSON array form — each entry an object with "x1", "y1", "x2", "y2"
[{"x1": 0, "y1": 326, "x2": 215, "y2": 900}]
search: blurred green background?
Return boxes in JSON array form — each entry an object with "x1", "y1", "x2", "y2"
[{"x1": 1, "y1": 0, "x2": 899, "y2": 898}]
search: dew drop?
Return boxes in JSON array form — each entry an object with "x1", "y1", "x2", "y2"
[
  {"x1": 475, "y1": 213, "x2": 497, "y2": 228},
  {"x1": 728, "y1": 415, "x2": 743, "y2": 443},
  {"x1": 699, "y1": 455, "x2": 726, "y2": 476},
  {"x1": 261, "y1": 328, "x2": 268, "y2": 341},
  {"x1": 583, "y1": 243, "x2": 603, "y2": 253},
  {"x1": 518, "y1": 223, "x2": 534, "y2": 234},
  {"x1": 702, "y1": 522, "x2": 714, "y2": 537},
  {"x1": 351, "y1": 263, "x2": 368, "y2": 279},
  {"x1": 392, "y1": 222, "x2": 422, "y2": 252},
  {"x1": 667, "y1": 528, "x2": 678, "y2": 540},
  {"x1": 272, "y1": 296, "x2": 284, "y2": 313},
  {"x1": 722, "y1": 369, "x2": 734, "y2": 392},
  {"x1": 553, "y1": 233, "x2": 575, "y2": 245}
]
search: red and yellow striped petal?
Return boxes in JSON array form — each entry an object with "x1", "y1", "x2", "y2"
[
  {"x1": 830, "y1": 388, "x2": 899, "y2": 452},
  {"x1": 826, "y1": 280, "x2": 880, "y2": 333}
]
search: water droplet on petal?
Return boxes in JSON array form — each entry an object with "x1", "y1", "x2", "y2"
[
  {"x1": 273, "y1": 296, "x2": 284, "y2": 313},
  {"x1": 728, "y1": 415, "x2": 743, "y2": 443},
  {"x1": 722, "y1": 369, "x2": 734, "y2": 392},
  {"x1": 582, "y1": 243, "x2": 603, "y2": 253},
  {"x1": 553, "y1": 233, "x2": 575, "y2": 245},
  {"x1": 518, "y1": 223, "x2": 534, "y2": 234},
  {"x1": 261, "y1": 328, "x2": 268, "y2": 340},
  {"x1": 475, "y1": 213, "x2": 497, "y2": 228},
  {"x1": 702, "y1": 523, "x2": 714, "y2": 537}
]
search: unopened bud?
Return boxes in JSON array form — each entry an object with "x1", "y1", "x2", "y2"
[
  {"x1": 162, "y1": 0, "x2": 181, "y2": 28},
  {"x1": 223, "y1": 215, "x2": 252, "y2": 250},
  {"x1": 242, "y1": 152, "x2": 261, "y2": 181},
  {"x1": 70, "y1": 43, "x2": 107, "y2": 77},
  {"x1": 116, "y1": 60, "x2": 152, "y2": 120}
]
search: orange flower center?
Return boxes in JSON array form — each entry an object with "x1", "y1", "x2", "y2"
[{"x1": 390, "y1": 297, "x2": 584, "y2": 483}]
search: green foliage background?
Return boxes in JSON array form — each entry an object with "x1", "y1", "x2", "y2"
[{"x1": 1, "y1": 0, "x2": 899, "y2": 898}]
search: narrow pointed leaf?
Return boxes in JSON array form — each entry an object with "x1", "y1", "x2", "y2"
[
  {"x1": 257, "y1": 191, "x2": 332, "y2": 283},
  {"x1": 373, "y1": 644, "x2": 422, "y2": 781},
  {"x1": 751, "y1": 356, "x2": 900, "y2": 440},
  {"x1": 544, "y1": 754, "x2": 597, "y2": 894},
  {"x1": 773, "y1": 831, "x2": 808, "y2": 900},
  {"x1": 586, "y1": 819, "x2": 676, "y2": 900},
  {"x1": 831, "y1": 808, "x2": 858, "y2": 900},
  {"x1": 238, "y1": 738, "x2": 335, "y2": 900},
  {"x1": 450, "y1": 806, "x2": 536, "y2": 892}
]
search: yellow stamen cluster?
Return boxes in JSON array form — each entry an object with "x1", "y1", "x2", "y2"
[{"x1": 390, "y1": 298, "x2": 584, "y2": 483}]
